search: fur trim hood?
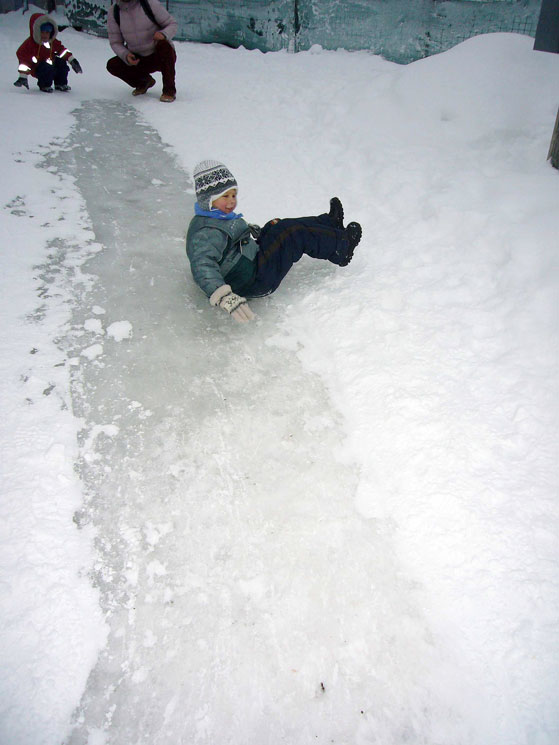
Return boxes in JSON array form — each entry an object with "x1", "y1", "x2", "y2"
[{"x1": 29, "y1": 13, "x2": 58, "y2": 43}]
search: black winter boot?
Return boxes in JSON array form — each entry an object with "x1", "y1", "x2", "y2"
[
  {"x1": 329, "y1": 197, "x2": 344, "y2": 228},
  {"x1": 339, "y1": 222, "x2": 362, "y2": 267}
]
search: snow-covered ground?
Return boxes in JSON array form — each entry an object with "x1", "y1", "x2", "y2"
[{"x1": 1, "y1": 6, "x2": 558, "y2": 744}]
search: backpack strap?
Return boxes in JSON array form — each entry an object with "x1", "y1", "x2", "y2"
[
  {"x1": 112, "y1": 0, "x2": 159, "y2": 28},
  {"x1": 139, "y1": 0, "x2": 158, "y2": 27}
]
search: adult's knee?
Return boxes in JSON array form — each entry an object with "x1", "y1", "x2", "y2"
[
  {"x1": 155, "y1": 38, "x2": 176, "y2": 61},
  {"x1": 106, "y1": 56, "x2": 121, "y2": 75}
]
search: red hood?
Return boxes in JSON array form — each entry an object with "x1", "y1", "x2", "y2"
[{"x1": 29, "y1": 12, "x2": 58, "y2": 43}]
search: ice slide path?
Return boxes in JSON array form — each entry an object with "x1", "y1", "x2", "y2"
[{"x1": 57, "y1": 101, "x2": 453, "y2": 744}]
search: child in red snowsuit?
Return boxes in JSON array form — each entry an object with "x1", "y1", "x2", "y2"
[{"x1": 14, "y1": 13, "x2": 83, "y2": 93}]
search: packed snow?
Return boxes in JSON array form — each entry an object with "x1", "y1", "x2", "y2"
[{"x1": 0, "y1": 6, "x2": 558, "y2": 745}]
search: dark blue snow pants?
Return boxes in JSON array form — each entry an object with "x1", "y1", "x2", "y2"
[
  {"x1": 245, "y1": 213, "x2": 349, "y2": 297},
  {"x1": 36, "y1": 58, "x2": 69, "y2": 89}
]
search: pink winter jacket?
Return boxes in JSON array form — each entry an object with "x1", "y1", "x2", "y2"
[{"x1": 107, "y1": 0, "x2": 178, "y2": 62}]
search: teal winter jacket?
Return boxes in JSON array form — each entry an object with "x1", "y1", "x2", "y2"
[{"x1": 186, "y1": 215, "x2": 259, "y2": 298}]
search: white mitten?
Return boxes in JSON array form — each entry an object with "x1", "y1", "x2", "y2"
[{"x1": 210, "y1": 285, "x2": 255, "y2": 323}]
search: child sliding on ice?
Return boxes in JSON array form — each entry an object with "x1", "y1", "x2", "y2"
[
  {"x1": 14, "y1": 13, "x2": 82, "y2": 93},
  {"x1": 186, "y1": 160, "x2": 362, "y2": 322}
]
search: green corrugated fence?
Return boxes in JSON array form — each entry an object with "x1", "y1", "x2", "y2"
[{"x1": 65, "y1": 0, "x2": 541, "y2": 64}]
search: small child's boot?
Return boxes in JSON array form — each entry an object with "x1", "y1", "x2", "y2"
[
  {"x1": 339, "y1": 222, "x2": 362, "y2": 267},
  {"x1": 55, "y1": 83, "x2": 71, "y2": 92},
  {"x1": 13, "y1": 75, "x2": 29, "y2": 89},
  {"x1": 328, "y1": 197, "x2": 344, "y2": 228}
]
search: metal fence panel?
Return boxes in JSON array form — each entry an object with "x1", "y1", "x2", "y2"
[
  {"x1": 168, "y1": 0, "x2": 294, "y2": 51},
  {"x1": 62, "y1": 0, "x2": 542, "y2": 63}
]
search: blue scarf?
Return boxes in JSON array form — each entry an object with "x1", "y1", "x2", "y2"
[{"x1": 195, "y1": 203, "x2": 243, "y2": 221}]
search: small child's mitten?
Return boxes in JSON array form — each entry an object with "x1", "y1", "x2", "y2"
[
  {"x1": 210, "y1": 284, "x2": 255, "y2": 323},
  {"x1": 13, "y1": 75, "x2": 29, "y2": 89},
  {"x1": 248, "y1": 224, "x2": 261, "y2": 240},
  {"x1": 70, "y1": 58, "x2": 83, "y2": 74}
]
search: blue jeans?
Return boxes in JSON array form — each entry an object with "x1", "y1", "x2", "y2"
[
  {"x1": 245, "y1": 213, "x2": 349, "y2": 297},
  {"x1": 36, "y1": 58, "x2": 69, "y2": 88}
]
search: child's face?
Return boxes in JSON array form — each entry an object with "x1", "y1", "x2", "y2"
[
  {"x1": 212, "y1": 189, "x2": 237, "y2": 214},
  {"x1": 40, "y1": 30, "x2": 51, "y2": 42}
]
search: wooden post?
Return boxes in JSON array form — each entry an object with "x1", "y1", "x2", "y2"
[{"x1": 548, "y1": 108, "x2": 559, "y2": 169}]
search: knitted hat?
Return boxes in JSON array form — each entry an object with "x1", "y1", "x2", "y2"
[
  {"x1": 40, "y1": 22, "x2": 54, "y2": 33},
  {"x1": 193, "y1": 160, "x2": 237, "y2": 211}
]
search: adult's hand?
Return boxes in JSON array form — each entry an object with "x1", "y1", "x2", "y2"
[
  {"x1": 126, "y1": 52, "x2": 140, "y2": 65},
  {"x1": 153, "y1": 31, "x2": 166, "y2": 41}
]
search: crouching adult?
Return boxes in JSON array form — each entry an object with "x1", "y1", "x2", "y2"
[{"x1": 107, "y1": 0, "x2": 178, "y2": 103}]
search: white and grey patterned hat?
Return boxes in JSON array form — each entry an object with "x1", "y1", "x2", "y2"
[{"x1": 193, "y1": 160, "x2": 237, "y2": 210}]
